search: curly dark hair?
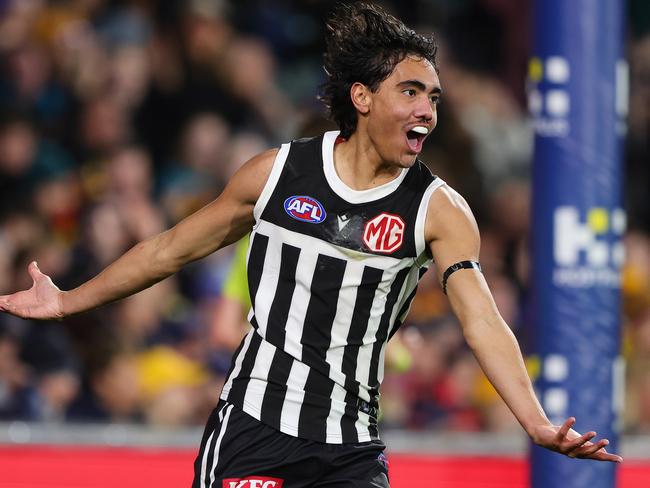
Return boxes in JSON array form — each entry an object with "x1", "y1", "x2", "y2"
[{"x1": 320, "y1": 2, "x2": 438, "y2": 138}]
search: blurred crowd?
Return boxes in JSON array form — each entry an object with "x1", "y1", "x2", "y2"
[{"x1": 0, "y1": 0, "x2": 649, "y2": 436}]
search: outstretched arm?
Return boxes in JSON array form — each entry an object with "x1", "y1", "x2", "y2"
[
  {"x1": 425, "y1": 185, "x2": 622, "y2": 463},
  {"x1": 0, "y1": 149, "x2": 277, "y2": 320}
]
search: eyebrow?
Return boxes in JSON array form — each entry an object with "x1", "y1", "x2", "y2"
[{"x1": 397, "y1": 79, "x2": 443, "y2": 95}]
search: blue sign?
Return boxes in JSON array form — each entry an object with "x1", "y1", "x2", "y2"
[{"x1": 529, "y1": 0, "x2": 626, "y2": 486}]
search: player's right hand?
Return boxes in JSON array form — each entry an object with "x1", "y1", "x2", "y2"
[{"x1": 0, "y1": 261, "x2": 65, "y2": 320}]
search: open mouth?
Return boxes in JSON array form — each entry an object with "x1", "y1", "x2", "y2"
[{"x1": 406, "y1": 126, "x2": 428, "y2": 153}]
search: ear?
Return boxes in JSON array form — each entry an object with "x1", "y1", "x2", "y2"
[{"x1": 350, "y1": 82, "x2": 371, "y2": 115}]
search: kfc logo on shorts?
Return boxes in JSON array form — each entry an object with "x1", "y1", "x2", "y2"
[
  {"x1": 222, "y1": 477, "x2": 284, "y2": 488},
  {"x1": 363, "y1": 213, "x2": 405, "y2": 253}
]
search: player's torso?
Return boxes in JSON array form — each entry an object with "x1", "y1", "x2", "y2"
[{"x1": 221, "y1": 131, "x2": 443, "y2": 443}]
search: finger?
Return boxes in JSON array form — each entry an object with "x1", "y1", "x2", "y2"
[
  {"x1": 564, "y1": 431, "x2": 597, "y2": 454},
  {"x1": 555, "y1": 417, "x2": 576, "y2": 442},
  {"x1": 590, "y1": 448, "x2": 623, "y2": 463},
  {"x1": 573, "y1": 439, "x2": 609, "y2": 458},
  {"x1": 28, "y1": 261, "x2": 42, "y2": 281},
  {"x1": 0, "y1": 295, "x2": 13, "y2": 312}
]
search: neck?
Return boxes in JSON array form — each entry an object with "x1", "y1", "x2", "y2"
[{"x1": 333, "y1": 130, "x2": 402, "y2": 191}]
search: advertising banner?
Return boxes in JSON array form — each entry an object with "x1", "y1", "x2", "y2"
[{"x1": 529, "y1": 0, "x2": 626, "y2": 486}]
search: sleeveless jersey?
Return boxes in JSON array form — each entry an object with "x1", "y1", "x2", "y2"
[{"x1": 220, "y1": 131, "x2": 445, "y2": 443}]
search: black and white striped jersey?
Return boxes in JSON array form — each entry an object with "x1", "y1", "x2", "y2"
[{"x1": 221, "y1": 131, "x2": 445, "y2": 444}]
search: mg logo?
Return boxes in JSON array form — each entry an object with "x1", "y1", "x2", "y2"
[{"x1": 363, "y1": 213, "x2": 405, "y2": 253}]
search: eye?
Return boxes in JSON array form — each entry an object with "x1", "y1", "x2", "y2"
[
  {"x1": 430, "y1": 96, "x2": 441, "y2": 105},
  {"x1": 402, "y1": 89, "x2": 417, "y2": 97}
]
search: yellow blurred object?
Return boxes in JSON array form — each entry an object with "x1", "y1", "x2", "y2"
[
  {"x1": 587, "y1": 208, "x2": 609, "y2": 234},
  {"x1": 622, "y1": 265, "x2": 650, "y2": 318},
  {"x1": 474, "y1": 356, "x2": 539, "y2": 405},
  {"x1": 34, "y1": 6, "x2": 85, "y2": 45},
  {"x1": 136, "y1": 346, "x2": 209, "y2": 399},
  {"x1": 526, "y1": 355, "x2": 541, "y2": 381},
  {"x1": 385, "y1": 340, "x2": 412, "y2": 373},
  {"x1": 407, "y1": 287, "x2": 448, "y2": 322},
  {"x1": 222, "y1": 235, "x2": 251, "y2": 309},
  {"x1": 528, "y1": 57, "x2": 543, "y2": 82}
]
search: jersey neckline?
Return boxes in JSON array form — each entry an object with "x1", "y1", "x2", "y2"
[{"x1": 322, "y1": 131, "x2": 409, "y2": 204}]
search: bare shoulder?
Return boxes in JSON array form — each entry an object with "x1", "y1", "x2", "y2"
[
  {"x1": 225, "y1": 147, "x2": 279, "y2": 204},
  {"x1": 424, "y1": 183, "x2": 479, "y2": 244},
  {"x1": 240, "y1": 147, "x2": 279, "y2": 180}
]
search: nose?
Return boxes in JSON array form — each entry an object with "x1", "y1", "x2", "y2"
[{"x1": 414, "y1": 96, "x2": 434, "y2": 122}]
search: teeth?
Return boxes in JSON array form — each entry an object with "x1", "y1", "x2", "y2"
[{"x1": 411, "y1": 126, "x2": 428, "y2": 135}]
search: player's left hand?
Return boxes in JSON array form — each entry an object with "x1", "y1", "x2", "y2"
[{"x1": 531, "y1": 417, "x2": 623, "y2": 462}]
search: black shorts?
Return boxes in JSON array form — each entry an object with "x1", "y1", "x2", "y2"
[{"x1": 192, "y1": 400, "x2": 390, "y2": 488}]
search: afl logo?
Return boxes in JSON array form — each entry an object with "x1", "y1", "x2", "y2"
[
  {"x1": 284, "y1": 195, "x2": 327, "y2": 224},
  {"x1": 363, "y1": 213, "x2": 405, "y2": 253}
]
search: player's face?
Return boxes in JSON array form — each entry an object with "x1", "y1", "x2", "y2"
[{"x1": 366, "y1": 56, "x2": 441, "y2": 168}]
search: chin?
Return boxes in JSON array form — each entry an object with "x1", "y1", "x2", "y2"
[{"x1": 398, "y1": 154, "x2": 418, "y2": 168}]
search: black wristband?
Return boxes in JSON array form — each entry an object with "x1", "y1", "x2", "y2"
[{"x1": 441, "y1": 260, "x2": 482, "y2": 294}]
